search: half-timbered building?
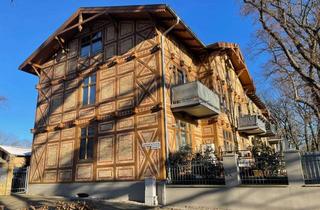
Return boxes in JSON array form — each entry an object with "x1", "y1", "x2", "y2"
[{"x1": 19, "y1": 4, "x2": 278, "y2": 200}]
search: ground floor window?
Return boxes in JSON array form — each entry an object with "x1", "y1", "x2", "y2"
[
  {"x1": 79, "y1": 126, "x2": 95, "y2": 160},
  {"x1": 175, "y1": 120, "x2": 192, "y2": 150},
  {"x1": 223, "y1": 130, "x2": 233, "y2": 152}
]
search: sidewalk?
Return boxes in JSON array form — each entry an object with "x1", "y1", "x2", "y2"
[
  {"x1": 0, "y1": 194, "x2": 222, "y2": 210},
  {"x1": 0, "y1": 194, "x2": 149, "y2": 210}
]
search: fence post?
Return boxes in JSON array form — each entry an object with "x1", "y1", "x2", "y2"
[
  {"x1": 284, "y1": 151, "x2": 304, "y2": 186},
  {"x1": 222, "y1": 154, "x2": 240, "y2": 187},
  {"x1": 25, "y1": 166, "x2": 30, "y2": 194},
  {"x1": 145, "y1": 176, "x2": 158, "y2": 206},
  {"x1": 156, "y1": 180, "x2": 166, "y2": 205}
]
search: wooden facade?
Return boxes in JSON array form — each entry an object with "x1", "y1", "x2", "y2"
[{"x1": 20, "y1": 5, "x2": 274, "y2": 185}]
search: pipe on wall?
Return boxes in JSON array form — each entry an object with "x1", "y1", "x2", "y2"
[{"x1": 160, "y1": 17, "x2": 180, "y2": 181}]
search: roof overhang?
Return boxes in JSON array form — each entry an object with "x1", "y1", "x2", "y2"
[
  {"x1": 19, "y1": 4, "x2": 268, "y2": 115},
  {"x1": 208, "y1": 42, "x2": 266, "y2": 111},
  {"x1": 0, "y1": 145, "x2": 31, "y2": 157},
  {"x1": 19, "y1": 4, "x2": 206, "y2": 74}
]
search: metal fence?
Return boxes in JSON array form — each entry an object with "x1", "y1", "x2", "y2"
[
  {"x1": 11, "y1": 167, "x2": 29, "y2": 193},
  {"x1": 169, "y1": 160, "x2": 225, "y2": 185},
  {"x1": 238, "y1": 155, "x2": 288, "y2": 185},
  {"x1": 301, "y1": 152, "x2": 320, "y2": 184}
]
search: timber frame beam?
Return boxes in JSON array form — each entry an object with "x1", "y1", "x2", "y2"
[
  {"x1": 55, "y1": 36, "x2": 67, "y2": 53},
  {"x1": 30, "y1": 63, "x2": 50, "y2": 103},
  {"x1": 57, "y1": 11, "x2": 107, "y2": 36},
  {"x1": 106, "y1": 13, "x2": 118, "y2": 33},
  {"x1": 236, "y1": 68, "x2": 246, "y2": 77}
]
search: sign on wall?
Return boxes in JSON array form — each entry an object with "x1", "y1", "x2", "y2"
[{"x1": 142, "y1": 142, "x2": 161, "y2": 150}]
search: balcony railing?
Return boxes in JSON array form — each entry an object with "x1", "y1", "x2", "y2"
[
  {"x1": 171, "y1": 81, "x2": 220, "y2": 118},
  {"x1": 268, "y1": 136, "x2": 282, "y2": 144},
  {"x1": 238, "y1": 115, "x2": 266, "y2": 135},
  {"x1": 261, "y1": 122, "x2": 277, "y2": 137}
]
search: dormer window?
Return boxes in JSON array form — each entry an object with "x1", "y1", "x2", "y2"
[{"x1": 80, "y1": 31, "x2": 102, "y2": 57}]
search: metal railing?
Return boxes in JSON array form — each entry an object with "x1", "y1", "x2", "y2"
[
  {"x1": 238, "y1": 155, "x2": 288, "y2": 185},
  {"x1": 169, "y1": 160, "x2": 225, "y2": 185},
  {"x1": 262, "y1": 122, "x2": 277, "y2": 137},
  {"x1": 301, "y1": 152, "x2": 320, "y2": 184},
  {"x1": 238, "y1": 115, "x2": 266, "y2": 134},
  {"x1": 11, "y1": 167, "x2": 29, "y2": 193}
]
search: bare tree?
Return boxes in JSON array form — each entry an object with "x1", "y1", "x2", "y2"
[
  {"x1": 0, "y1": 132, "x2": 31, "y2": 147},
  {"x1": 0, "y1": 96, "x2": 6, "y2": 103},
  {"x1": 242, "y1": 0, "x2": 320, "y2": 150}
]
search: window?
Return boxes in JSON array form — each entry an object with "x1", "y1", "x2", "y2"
[
  {"x1": 171, "y1": 67, "x2": 188, "y2": 102},
  {"x1": 221, "y1": 95, "x2": 227, "y2": 112},
  {"x1": 175, "y1": 120, "x2": 192, "y2": 150},
  {"x1": 177, "y1": 70, "x2": 185, "y2": 85},
  {"x1": 79, "y1": 126, "x2": 95, "y2": 160},
  {"x1": 223, "y1": 130, "x2": 233, "y2": 152},
  {"x1": 171, "y1": 66, "x2": 187, "y2": 86},
  {"x1": 82, "y1": 74, "x2": 96, "y2": 106},
  {"x1": 238, "y1": 104, "x2": 242, "y2": 117},
  {"x1": 226, "y1": 68, "x2": 230, "y2": 82},
  {"x1": 80, "y1": 31, "x2": 102, "y2": 57},
  {"x1": 247, "y1": 103, "x2": 250, "y2": 115}
]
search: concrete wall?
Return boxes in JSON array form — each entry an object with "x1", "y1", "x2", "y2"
[
  {"x1": 165, "y1": 186, "x2": 320, "y2": 210},
  {"x1": 27, "y1": 181, "x2": 145, "y2": 202}
]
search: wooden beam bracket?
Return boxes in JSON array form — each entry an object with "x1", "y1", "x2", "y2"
[
  {"x1": 236, "y1": 68, "x2": 246, "y2": 77},
  {"x1": 106, "y1": 13, "x2": 118, "y2": 33},
  {"x1": 58, "y1": 11, "x2": 107, "y2": 36},
  {"x1": 55, "y1": 36, "x2": 68, "y2": 54},
  {"x1": 150, "y1": 44, "x2": 160, "y2": 54}
]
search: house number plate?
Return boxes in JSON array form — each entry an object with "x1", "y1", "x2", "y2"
[{"x1": 142, "y1": 142, "x2": 161, "y2": 150}]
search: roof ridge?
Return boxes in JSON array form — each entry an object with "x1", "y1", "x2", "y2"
[{"x1": 78, "y1": 4, "x2": 167, "y2": 10}]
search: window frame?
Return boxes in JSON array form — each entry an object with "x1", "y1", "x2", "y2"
[
  {"x1": 79, "y1": 31, "x2": 103, "y2": 58},
  {"x1": 79, "y1": 126, "x2": 95, "y2": 161},
  {"x1": 171, "y1": 66, "x2": 188, "y2": 87},
  {"x1": 82, "y1": 74, "x2": 96, "y2": 107},
  {"x1": 175, "y1": 120, "x2": 192, "y2": 150},
  {"x1": 223, "y1": 130, "x2": 233, "y2": 152}
]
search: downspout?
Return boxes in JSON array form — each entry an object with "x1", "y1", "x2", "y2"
[{"x1": 161, "y1": 17, "x2": 180, "y2": 181}]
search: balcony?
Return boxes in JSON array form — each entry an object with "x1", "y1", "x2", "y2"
[
  {"x1": 260, "y1": 122, "x2": 277, "y2": 137},
  {"x1": 268, "y1": 136, "x2": 282, "y2": 144},
  {"x1": 238, "y1": 115, "x2": 266, "y2": 135},
  {"x1": 171, "y1": 81, "x2": 220, "y2": 118}
]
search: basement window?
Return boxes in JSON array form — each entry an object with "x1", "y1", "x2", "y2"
[
  {"x1": 80, "y1": 31, "x2": 102, "y2": 57},
  {"x1": 79, "y1": 126, "x2": 95, "y2": 160}
]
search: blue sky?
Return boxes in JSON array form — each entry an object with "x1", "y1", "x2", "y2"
[{"x1": 0, "y1": 0, "x2": 269, "y2": 144}]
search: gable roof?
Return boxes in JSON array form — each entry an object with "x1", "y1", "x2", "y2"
[
  {"x1": 19, "y1": 4, "x2": 206, "y2": 74},
  {"x1": 18, "y1": 4, "x2": 267, "y2": 112},
  {"x1": 0, "y1": 145, "x2": 31, "y2": 157}
]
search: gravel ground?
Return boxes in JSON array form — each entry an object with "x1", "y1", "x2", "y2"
[{"x1": 0, "y1": 194, "x2": 224, "y2": 210}]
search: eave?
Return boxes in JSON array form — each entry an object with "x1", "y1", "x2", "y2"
[
  {"x1": 207, "y1": 42, "x2": 267, "y2": 111},
  {"x1": 19, "y1": 4, "x2": 206, "y2": 74}
]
